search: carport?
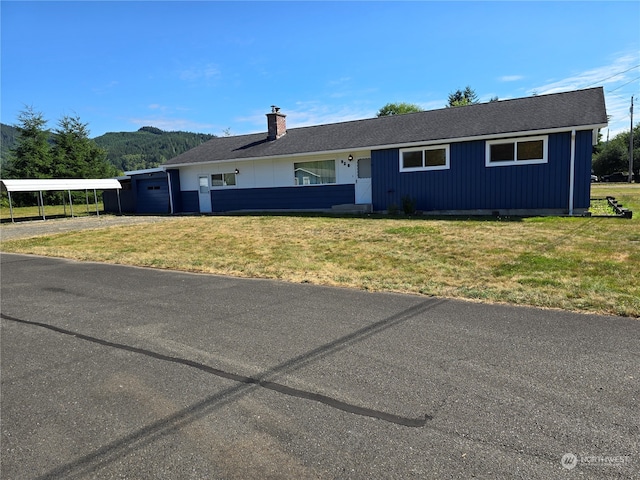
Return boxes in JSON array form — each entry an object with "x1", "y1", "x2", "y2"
[{"x1": 0, "y1": 178, "x2": 122, "y2": 222}]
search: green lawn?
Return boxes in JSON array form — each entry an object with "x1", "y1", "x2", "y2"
[
  {"x1": 1, "y1": 202, "x2": 105, "y2": 221},
  {"x1": 2, "y1": 183, "x2": 639, "y2": 317}
]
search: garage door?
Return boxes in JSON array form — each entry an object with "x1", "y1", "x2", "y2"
[{"x1": 136, "y1": 178, "x2": 170, "y2": 213}]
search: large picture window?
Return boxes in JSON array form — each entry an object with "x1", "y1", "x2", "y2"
[
  {"x1": 294, "y1": 160, "x2": 336, "y2": 185},
  {"x1": 486, "y1": 136, "x2": 548, "y2": 166},
  {"x1": 211, "y1": 172, "x2": 236, "y2": 187},
  {"x1": 400, "y1": 145, "x2": 450, "y2": 172}
]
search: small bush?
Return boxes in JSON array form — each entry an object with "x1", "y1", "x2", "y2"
[{"x1": 402, "y1": 195, "x2": 416, "y2": 215}]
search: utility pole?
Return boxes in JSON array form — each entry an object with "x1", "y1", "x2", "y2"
[{"x1": 630, "y1": 96, "x2": 634, "y2": 183}]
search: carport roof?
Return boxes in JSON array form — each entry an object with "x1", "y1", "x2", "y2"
[{"x1": 1, "y1": 178, "x2": 122, "y2": 192}]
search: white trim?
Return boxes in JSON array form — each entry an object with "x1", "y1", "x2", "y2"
[
  {"x1": 399, "y1": 144, "x2": 450, "y2": 172},
  {"x1": 485, "y1": 135, "x2": 548, "y2": 167},
  {"x1": 210, "y1": 172, "x2": 238, "y2": 188},
  {"x1": 123, "y1": 167, "x2": 165, "y2": 176},
  {"x1": 0, "y1": 178, "x2": 122, "y2": 192}
]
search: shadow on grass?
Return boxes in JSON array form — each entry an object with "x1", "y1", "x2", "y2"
[{"x1": 207, "y1": 211, "x2": 527, "y2": 223}]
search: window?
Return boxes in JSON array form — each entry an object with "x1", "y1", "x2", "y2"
[
  {"x1": 294, "y1": 160, "x2": 336, "y2": 185},
  {"x1": 486, "y1": 136, "x2": 547, "y2": 166},
  {"x1": 211, "y1": 172, "x2": 236, "y2": 187},
  {"x1": 199, "y1": 175, "x2": 209, "y2": 194},
  {"x1": 357, "y1": 158, "x2": 372, "y2": 179},
  {"x1": 400, "y1": 145, "x2": 449, "y2": 171}
]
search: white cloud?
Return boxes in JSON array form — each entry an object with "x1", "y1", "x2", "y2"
[
  {"x1": 288, "y1": 101, "x2": 375, "y2": 127},
  {"x1": 178, "y1": 63, "x2": 221, "y2": 82},
  {"x1": 499, "y1": 75, "x2": 524, "y2": 82},
  {"x1": 529, "y1": 52, "x2": 640, "y2": 137},
  {"x1": 328, "y1": 76, "x2": 352, "y2": 86},
  {"x1": 530, "y1": 53, "x2": 639, "y2": 95},
  {"x1": 92, "y1": 80, "x2": 119, "y2": 95}
]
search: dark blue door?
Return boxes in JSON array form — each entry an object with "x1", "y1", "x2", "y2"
[{"x1": 136, "y1": 178, "x2": 169, "y2": 213}]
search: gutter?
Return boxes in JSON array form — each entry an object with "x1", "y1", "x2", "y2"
[
  {"x1": 569, "y1": 130, "x2": 576, "y2": 215},
  {"x1": 167, "y1": 170, "x2": 174, "y2": 214}
]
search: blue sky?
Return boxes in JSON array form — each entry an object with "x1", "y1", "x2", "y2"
[{"x1": 2, "y1": 1, "x2": 639, "y2": 139}]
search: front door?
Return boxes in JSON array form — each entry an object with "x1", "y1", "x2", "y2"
[
  {"x1": 355, "y1": 157, "x2": 372, "y2": 204},
  {"x1": 198, "y1": 175, "x2": 212, "y2": 213}
]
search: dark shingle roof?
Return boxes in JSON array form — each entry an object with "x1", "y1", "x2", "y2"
[{"x1": 163, "y1": 87, "x2": 607, "y2": 167}]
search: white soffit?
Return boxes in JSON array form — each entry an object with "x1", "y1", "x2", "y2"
[{"x1": 1, "y1": 178, "x2": 122, "y2": 192}]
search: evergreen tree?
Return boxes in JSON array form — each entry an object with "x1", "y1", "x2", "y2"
[
  {"x1": 4, "y1": 106, "x2": 53, "y2": 179},
  {"x1": 447, "y1": 86, "x2": 479, "y2": 107},
  {"x1": 52, "y1": 114, "x2": 118, "y2": 178}
]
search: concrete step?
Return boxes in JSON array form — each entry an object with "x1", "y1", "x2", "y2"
[{"x1": 330, "y1": 203, "x2": 372, "y2": 214}]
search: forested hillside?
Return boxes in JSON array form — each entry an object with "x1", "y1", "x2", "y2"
[
  {"x1": 1, "y1": 123, "x2": 216, "y2": 174},
  {"x1": 93, "y1": 126, "x2": 216, "y2": 172},
  {"x1": 1, "y1": 123, "x2": 20, "y2": 171}
]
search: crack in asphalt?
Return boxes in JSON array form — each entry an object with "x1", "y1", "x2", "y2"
[{"x1": 1, "y1": 311, "x2": 433, "y2": 428}]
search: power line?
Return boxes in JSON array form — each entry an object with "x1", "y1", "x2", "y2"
[
  {"x1": 606, "y1": 76, "x2": 640, "y2": 94},
  {"x1": 585, "y1": 63, "x2": 640, "y2": 88}
]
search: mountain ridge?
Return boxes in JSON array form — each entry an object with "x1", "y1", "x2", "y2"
[{"x1": 0, "y1": 123, "x2": 216, "y2": 173}]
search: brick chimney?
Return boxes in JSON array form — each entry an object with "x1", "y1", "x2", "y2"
[{"x1": 266, "y1": 105, "x2": 286, "y2": 140}]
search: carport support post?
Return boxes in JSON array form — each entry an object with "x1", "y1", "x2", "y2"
[
  {"x1": 68, "y1": 190, "x2": 74, "y2": 217},
  {"x1": 94, "y1": 189, "x2": 99, "y2": 216},
  {"x1": 39, "y1": 191, "x2": 45, "y2": 220},
  {"x1": 116, "y1": 189, "x2": 122, "y2": 215},
  {"x1": 86, "y1": 189, "x2": 90, "y2": 213},
  {"x1": 8, "y1": 191, "x2": 14, "y2": 222}
]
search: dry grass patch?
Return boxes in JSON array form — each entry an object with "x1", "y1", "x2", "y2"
[{"x1": 2, "y1": 184, "x2": 639, "y2": 317}]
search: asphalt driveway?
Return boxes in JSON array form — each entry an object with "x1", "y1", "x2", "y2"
[
  {"x1": 1, "y1": 253, "x2": 638, "y2": 479},
  {"x1": 1, "y1": 214, "x2": 173, "y2": 241}
]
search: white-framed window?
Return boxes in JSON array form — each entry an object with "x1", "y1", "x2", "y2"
[
  {"x1": 211, "y1": 172, "x2": 236, "y2": 187},
  {"x1": 399, "y1": 145, "x2": 450, "y2": 172},
  {"x1": 294, "y1": 160, "x2": 336, "y2": 185},
  {"x1": 486, "y1": 136, "x2": 548, "y2": 166}
]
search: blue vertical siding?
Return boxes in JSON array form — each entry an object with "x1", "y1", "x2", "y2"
[
  {"x1": 103, "y1": 189, "x2": 135, "y2": 213},
  {"x1": 135, "y1": 176, "x2": 170, "y2": 213},
  {"x1": 211, "y1": 184, "x2": 355, "y2": 212},
  {"x1": 180, "y1": 191, "x2": 200, "y2": 213},
  {"x1": 372, "y1": 131, "x2": 591, "y2": 212}
]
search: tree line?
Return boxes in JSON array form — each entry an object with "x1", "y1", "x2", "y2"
[
  {"x1": 2, "y1": 107, "x2": 119, "y2": 180},
  {"x1": 1, "y1": 108, "x2": 218, "y2": 206},
  {"x1": 592, "y1": 125, "x2": 639, "y2": 180},
  {"x1": 2, "y1": 107, "x2": 120, "y2": 205}
]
